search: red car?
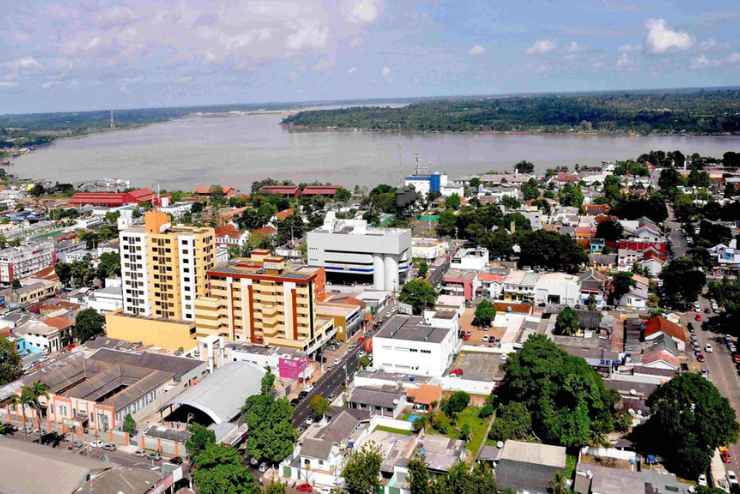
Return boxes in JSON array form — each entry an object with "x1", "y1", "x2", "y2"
[
  {"x1": 733, "y1": 354, "x2": 740, "y2": 364},
  {"x1": 695, "y1": 314, "x2": 702, "y2": 321},
  {"x1": 696, "y1": 353, "x2": 705, "y2": 362},
  {"x1": 721, "y1": 448, "x2": 732, "y2": 464},
  {"x1": 449, "y1": 368, "x2": 464, "y2": 376}
]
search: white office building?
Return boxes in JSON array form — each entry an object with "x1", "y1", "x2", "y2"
[
  {"x1": 0, "y1": 241, "x2": 55, "y2": 285},
  {"x1": 307, "y1": 212, "x2": 411, "y2": 291},
  {"x1": 450, "y1": 247, "x2": 489, "y2": 271},
  {"x1": 372, "y1": 315, "x2": 459, "y2": 377}
]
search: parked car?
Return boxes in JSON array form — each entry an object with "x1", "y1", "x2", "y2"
[
  {"x1": 298, "y1": 391, "x2": 309, "y2": 400},
  {"x1": 134, "y1": 449, "x2": 146, "y2": 457},
  {"x1": 728, "y1": 471, "x2": 738, "y2": 486},
  {"x1": 102, "y1": 443, "x2": 116, "y2": 452},
  {"x1": 733, "y1": 354, "x2": 740, "y2": 364},
  {"x1": 694, "y1": 302, "x2": 702, "y2": 311},
  {"x1": 89, "y1": 440, "x2": 105, "y2": 448},
  {"x1": 705, "y1": 343, "x2": 713, "y2": 353},
  {"x1": 695, "y1": 314, "x2": 702, "y2": 321},
  {"x1": 305, "y1": 417, "x2": 314, "y2": 425},
  {"x1": 169, "y1": 456, "x2": 184, "y2": 465},
  {"x1": 147, "y1": 451, "x2": 161, "y2": 461},
  {"x1": 696, "y1": 353, "x2": 705, "y2": 362},
  {"x1": 303, "y1": 384, "x2": 314, "y2": 393},
  {"x1": 698, "y1": 474, "x2": 707, "y2": 486},
  {"x1": 259, "y1": 462, "x2": 268, "y2": 473},
  {"x1": 720, "y1": 448, "x2": 732, "y2": 464}
]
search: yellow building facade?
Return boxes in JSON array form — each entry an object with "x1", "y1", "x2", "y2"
[
  {"x1": 105, "y1": 311, "x2": 198, "y2": 352},
  {"x1": 119, "y1": 210, "x2": 216, "y2": 321},
  {"x1": 194, "y1": 250, "x2": 334, "y2": 354}
]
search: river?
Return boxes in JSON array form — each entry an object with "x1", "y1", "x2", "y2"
[{"x1": 13, "y1": 111, "x2": 740, "y2": 190}]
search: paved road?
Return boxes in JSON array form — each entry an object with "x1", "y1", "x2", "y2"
[
  {"x1": 666, "y1": 205, "x2": 688, "y2": 259},
  {"x1": 291, "y1": 299, "x2": 397, "y2": 427},
  {"x1": 0, "y1": 431, "x2": 165, "y2": 469},
  {"x1": 682, "y1": 299, "x2": 740, "y2": 477}
]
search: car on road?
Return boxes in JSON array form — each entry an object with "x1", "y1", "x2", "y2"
[
  {"x1": 305, "y1": 417, "x2": 314, "y2": 425},
  {"x1": 102, "y1": 443, "x2": 116, "y2": 452},
  {"x1": 728, "y1": 471, "x2": 738, "y2": 486},
  {"x1": 733, "y1": 354, "x2": 740, "y2": 364},
  {"x1": 147, "y1": 451, "x2": 161, "y2": 461},
  {"x1": 701, "y1": 368, "x2": 709, "y2": 377},
  {"x1": 705, "y1": 343, "x2": 713, "y2": 353},
  {"x1": 298, "y1": 391, "x2": 309, "y2": 400},
  {"x1": 168, "y1": 456, "x2": 184, "y2": 465},
  {"x1": 696, "y1": 353, "x2": 705, "y2": 362},
  {"x1": 259, "y1": 462, "x2": 268, "y2": 473},
  {"x1": 134, "y1": 449, "x2": 146, "y2": 457},
  {"x1": 333, "y1": 359, "x2": 340, "y2": 366},
  {"x1": 694, "y1": 314, "x2": 702, "y2": 321},
  {"x1": 694, "y1": 302, "x2": 702, "y2": 311},
  {"x1": 721, "y1": 448, "x2": 732, "y2": 464},
  {"x1": 89, "y1": 440, "x2": 105, "y2": 448},
  {"x1": 698, "y1": 474, "x2": 707, "y2": 487},
  {"x1": 304, "y1": 384, "x2": 314, "y2": 393}
]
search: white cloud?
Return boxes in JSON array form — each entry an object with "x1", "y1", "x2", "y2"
[
  {"x1": 347, "y1": 0, "x2": 381, "y2": 24},
  {"x1": 616, "y1": 52, "x2": 635, "y2": 69},
  {"x1": 0, "y1": 0, "x2": 382, "y2": 84},
  {"x1": 691, "y1": 52, "x2": 740, "y2": 69},
  {"x1": 0, "y1": 81, "x2": 18, "y2": 88},
  {"x1": 469, "y1": 44, "x2": 485, "y2": 56},
  {"x1": 347, "y1": 67, "x2": 357, "y2": 74},
  {"x1": 381, "y1": 66, "x2": 391, "y2": 80},
  {"x1": 566, "y1": 41, "x2": 582, "y2": 52},
  {"x1": 619, "y1": 43, "x2": 641, "y2": 52},
  {"x1": 644, "y1": 18, "x2": 693, "y2": 54},
  {"x1": 526, "y1": 39, "x2": 555, "y2": 55}
]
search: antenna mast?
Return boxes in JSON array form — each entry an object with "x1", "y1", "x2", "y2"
[{"x1": 109, "y1": 110, "x2": 115, "y2": 129}]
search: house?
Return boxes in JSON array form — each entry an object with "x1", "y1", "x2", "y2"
[
  {"x1": 640, "y1": 334, "x2": 681, "y2": 370},
  {"x1": 14, "y1": 318, "x2": 72, "y2": 353},
  {"x1": 302, "y1": 185, "x2": 340, "y2": 197},
  {"x1": 214, "y1": 224, "x2": 249, "y2": 248},
  {"x1": 441, "y1": 270, "x2": 479, "y2": 301},
  {"x1": 495, "y1": 440, "x2": 567, "y2": 494},
  {"x1": 574, "y1": 462, "x2": 692, "y2": 494},
  {"x1": 68, "y1": 188, "x2": 155, "y2": 207},
  {"x1": 406, "y1": 384, "x2": 443, "y2": 412},
  {"x1": 709, "y1": 239, "x2": 740, "y2": 270},
  {"x1": 578, "y1": 271, "x2": 607, "y2": 308},
  {"x1": 619, "y1": 284, "x2": 648, "y2": 310},
  {"x1": 643, "y1": 316, "x2": 688, "y2": 352},
  {"x1": 194, "y1": 184, "x2": 237, "y2": 197},
  {"x1": 478, "y1": 272, "x2": 506, "y2": 299},
  {"x1": 347, "y1": 386, "x2": 407, "y2": 418},
  {"x1": 589, "y1": 253, "x2": 617, "y2": 272},
  {"x1": 259, "y1": 185, "x2": 300, "y2": 197}
]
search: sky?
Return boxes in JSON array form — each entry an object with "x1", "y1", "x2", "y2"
[{"x1": 1, "y1": 0, "x2": 740, "y2": 114}]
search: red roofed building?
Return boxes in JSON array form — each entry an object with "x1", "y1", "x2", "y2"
[
  {"x1": 252, "y1": 225, "x2": 277, "y2": 237},
  {"x1": 260, "y1": 185, "x2": 300, "y2": 197},
  {"x1": 644, "y1": 316, "x2": 688, "y2": 351},
  {"x1": 275, "y1": 208, "x2": 293, "y2": 221},
  {"x1": 214, "y1": 224, "x2": 249, "y2": 247},
  {"x1": 442, "y1": 270, "x2": 479, "y2": 301},
  {"x1": 69, "y1": 188, "x2": 155, "y2": 207},
  {"x1": 556, "y1": 172, "x2": 579, "y2": 184},
  {"x1": 194, "y1": 185, "x2": 237, "y2": 196},
  {"x1": 585, "y1": 204, "x2": 611, "y2": 216},
  {"x1": 302, "y1": 185, "x2": 339, "y2": 196}
]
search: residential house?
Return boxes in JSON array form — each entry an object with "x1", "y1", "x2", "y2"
[
  {"x1": 214, "y1": 224, "x2": 249, "y2": 248},
  {"x1": 441, "y1": 270, "x2": 479, "y2": 301},
  {"x1": 643, "y1": 316, "x2": 688, "y2": 352},
  {"x1": 347, "y1": 386, "x2": 407, "y2": 418},
  {"x1": 495, "y1": 440, "x2": 567, "y2": 494}
]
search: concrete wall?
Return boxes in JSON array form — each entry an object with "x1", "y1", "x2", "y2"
[{"x1": 105, "y1": 311, "x2": 197, "y2": 352}]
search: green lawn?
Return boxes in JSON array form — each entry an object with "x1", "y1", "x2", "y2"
[
  {"x1": 374, "y1": 425, "x2": 415, "y2": 436},
  {"x1": 447, "y1": 407, "x2": 491, "y2": 455}
]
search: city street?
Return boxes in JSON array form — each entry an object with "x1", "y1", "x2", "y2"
[
  {"x1": 291, "y1": 298, "x2": 396, "y2": 427},
  {"x1": 666, "y1": 205, "x2": 688, "y2": 258},
  {"x1": 682, "y1": 299, "x2": 740, "y2": 476}
]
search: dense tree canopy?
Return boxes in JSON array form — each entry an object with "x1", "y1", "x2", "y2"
[
  {"x1": 498, "y1": 335, "x2": 619, "y2": 447},
  {"x1": 342, "y1": 443, "x2": 382, "y2": 494},
  {"x1": 595, "y1": 219, "x2": 623, "y2": 241},
  {"x1": 660, "y1": 258, "x2": 706, "y2": 309},
  {"x1": 554, "y1": 307, "x2": 581, "y2": 336},
  {"x1": 242, "y1": 372, "x2": 296, "y2": 464},
  {"x1": 472, "y1": 300, "x2": 496, "y2": 327},
  {"x1": 193, "y1": 443, "x2": 257, "y2": 494},
  {"x1": 408, "y1": 456, "x2": 498, "y2": 494},
  {"x1": 488, "y1": 402, "x2": 533, "y2": 442},
  {"x1": 0, "y1": 336, "x2": 22, "y2": 386},
  {"x1": 517, "y1": 230, "x2": 587, "y2": 273},
  {"x1": 611, "y1": 196, "x2": 668, "y2": 223},
  {"x1": 636, "y1": 373, "x2": 739, "y2": 479},
  {"x1": 73, "y1": 308, "x2": 105, "y2": 344},
  {"x1": 399, "y1": 279, "x2": 437, "y2": 315}
]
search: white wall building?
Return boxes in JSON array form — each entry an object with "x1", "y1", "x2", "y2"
[
  {"x1": 372, "y1": 315, "x2": 459, "y2": 377},
  {"x1": 533, "y1": 272, "x2": 581, "y2": 306},
  {"x1": 85, "y1": 285, "x2": 124, "y2": 313},
  {"x1": 404, "y1": 172, "x2": 448, "y2": 197},
  {"x1": 307, "y1": 212, "x2": 411, "y2": 291},
  {"x1": 0, "y1": 241, "x2": 55, "y2": 284},
  {"x1": 411, "y1": 237, "x2": 448, "y2": 261},
  {"x1": 450, "y1": 247, "x2": 489, "y2": 271}
]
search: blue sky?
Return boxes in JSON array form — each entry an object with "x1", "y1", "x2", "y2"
[{"x1": 1, "y1": 0, "x2": 739, "y2": 114}]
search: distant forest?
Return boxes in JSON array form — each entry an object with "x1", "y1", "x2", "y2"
[{"x1": 282, "y1": 88, "x2": 740, "y2": 135}]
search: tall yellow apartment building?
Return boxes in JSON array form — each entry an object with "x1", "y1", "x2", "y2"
[
  {"x1": 195, "y1": 250, "x2": 335, "y2": 353},
  {"x1": 119, "y1": 210, "x2": 216, "y2": 321}
]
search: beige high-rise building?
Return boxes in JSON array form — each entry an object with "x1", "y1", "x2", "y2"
[
  {"x1": 119, "y1": 210, "x2": 216, "y2": 321},
  {"x1": 194, "y1": 250, "x2": 335, "y2": 354}
]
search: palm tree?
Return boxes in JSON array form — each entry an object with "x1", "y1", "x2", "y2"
[
  {"x1": 25, "y1": 381, "x2": 50, "y2": 429},
  {"x1": 9, "y1": 390, "x2": 33, "y2": 434},
  {"x1": 548, "y1": 472, "x2": 567, "y2": 494}
]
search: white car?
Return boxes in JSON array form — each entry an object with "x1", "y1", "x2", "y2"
[
  {"x1": 705, "y1": 343, "x2": 713, "y2": 353},
  {"x1": 694, "y1": 302, "x2": 702, "y2": 311},
  {"x1": 698, "y1": 474, "x2": 707, "y2": 486},
  {"x1": 89, "y1": 440, "x2": 105, "y2": 448},
  {"x1": 728, "y1": 471, "x2": 738, "y2": 486}
]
